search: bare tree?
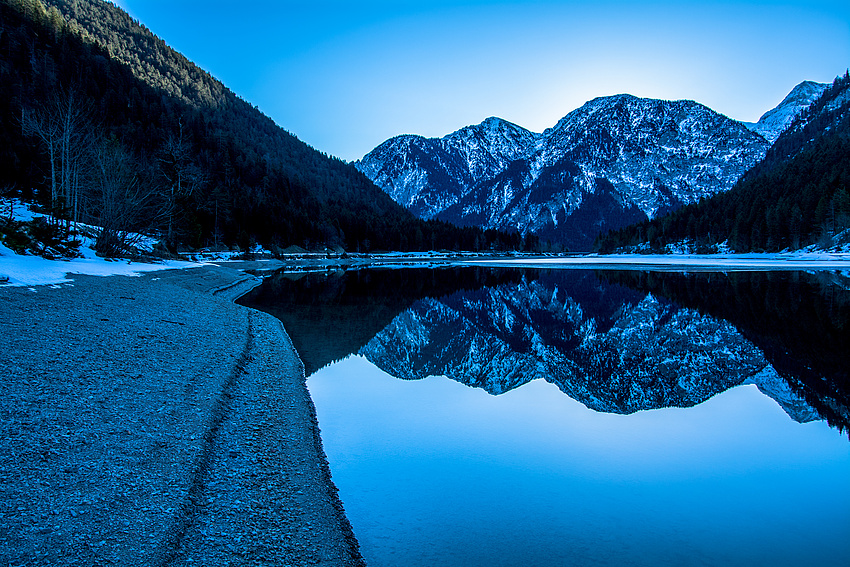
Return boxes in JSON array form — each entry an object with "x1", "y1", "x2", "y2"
[
  {"x1": 22, "y1": 89, "x2": 93, "y2": 232},
  {"x1": 22, "y1": 90, "x2": 165, "y2": 258},
  {"x1": 90, "y1": 138, "x2": 160, "y2": 257},
  {"x1": 1, "y1": 184, "x2": 18, "y2": 221}
]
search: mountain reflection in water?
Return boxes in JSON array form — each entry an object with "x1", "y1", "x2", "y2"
[
  {"x1": 239, "y1": 267, "x2": 849, "y2": 433},
  {"x1": 239, "y1": 266, "x2": 850, "y2": 567}
]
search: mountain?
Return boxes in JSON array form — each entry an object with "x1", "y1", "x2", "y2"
[
  {"x1": 0, "y1": 0, "x2": 524, "y2": 255},
  {"x1": 358, "y1": 272, "x2": 819, "y2": 422},
  {"x1": 596, "y1": 72, "x2": 850, "y2": 253},
  {"x1": 744, "y1": 81, "x2": 828, "y2": 142},
  {"x1": 358, "y1": 95, "x2": 772, "y2": 250},
  {"x1": 357, "y1": 117, "x2": 541, "y2": 220}
]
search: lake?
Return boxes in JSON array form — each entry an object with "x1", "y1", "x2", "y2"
[{"x1": 238, "y1": 265, "x2": 850, "y2": 567}]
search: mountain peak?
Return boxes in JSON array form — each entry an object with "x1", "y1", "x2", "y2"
[
  {"x1": 480, "y1": 115, "x2": 510, "y2": 128},
  {"x1": 546, "y1": 94, "x2": 715, "y2": 136},
  {"x1": 777, "y1": 81, "x2": 830, "y2": 110},
  {"x1": 745, "y1": 80, "x2": 828, "y2": 143},
  {"x1": 585, "y1": 93, "x2": 640, "y2": 106},
  {"x1": 447, "y1": 115, "x2": 538, "y2": 140}
]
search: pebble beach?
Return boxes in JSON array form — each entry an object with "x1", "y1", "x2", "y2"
[{"x1": 0, "y1": 264, "x2": 364, "y2": 566}]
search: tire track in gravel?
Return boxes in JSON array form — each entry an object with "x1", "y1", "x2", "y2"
[
  {"x1": 165, "y1": 307, "x2": 366, "y2": 567},
  {"x1": 158, "y1": 312, "x2": 254, "y2": 566}
]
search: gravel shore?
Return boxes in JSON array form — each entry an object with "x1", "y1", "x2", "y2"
[{"x1": 0, "y1": 264, "x2": 364, "y2": 566}]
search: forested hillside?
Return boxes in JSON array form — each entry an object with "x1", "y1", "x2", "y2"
[
  {"x1": 594, "y1": 72, "x2": 850, "y2": 253},
  {"x1": 0, "y1": 0, "x2": 527, "y2": 254}
]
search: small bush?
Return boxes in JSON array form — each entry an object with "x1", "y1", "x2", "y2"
[
  {"x1": 0, "y1": 217, "x2": 81, "y2": 258},
  {"x1": 0, "y1": 219, "x2": 32, "y2": 253}
]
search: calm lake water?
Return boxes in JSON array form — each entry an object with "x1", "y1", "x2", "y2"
[{"x1": 239, "y1": 266, "x2": 850, "y2": 567}]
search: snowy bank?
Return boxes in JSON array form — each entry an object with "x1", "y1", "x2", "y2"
[
  {"x1": 464, "y1": 252, "x2": 850, "y2": 271},
  {"x1": 0, "y1": 197, "x2": 206, "y2": 286},
  {"x1": 0, "y1": 241, "x2": 202, "y2": 287}
]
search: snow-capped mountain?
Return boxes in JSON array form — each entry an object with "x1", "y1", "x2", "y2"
[
  {"x1": 358, "y1": 273, "x2": 819, "y2": 421},
  {"x1": 356, "y1": 117, "x2": 540, "y2": 220},
  {"x1": 744, "y1": 81, "x2": 828, "y2": 142},
  {"x1": 357, "y1": 84, "x2": 823, "y2": 250},
  {"x1": 492, "y1": 96, "x2": 768, "y2": 235}
]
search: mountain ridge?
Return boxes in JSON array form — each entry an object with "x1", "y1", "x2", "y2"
[
  {"x1": 356, "y1": 116, "x2": 542, "y2": 220},
  {"x1": 358, "y1": 84, "x2": 825, "y2": 250},
  {"x1": 595, "y1": 73, "x2": 850, "y2": 254},
  {"x1": 744, "y1": 80, "x2": 829, "y2": 142}
]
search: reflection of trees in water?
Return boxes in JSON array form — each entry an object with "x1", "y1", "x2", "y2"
[
  {"x1": 600, "y1": 270, "x2": 850, "y2": 435},
  {"x1": 237, "y1": 267, "x2": 525, "y2": 375}
]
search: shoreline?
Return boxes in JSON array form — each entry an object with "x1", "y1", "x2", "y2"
[
  {"x1": 4, "y1": 249, "x2": 850, "y2": 290},
  {"x1": 0, "y1": 264, "x2": 364, "y2": 566},
  {"x1": 210, "y1": 251, "x2": 850, "y2": 277},
  {"x1": 461, "y1": 252, "x2": 850, "y2": 271}
]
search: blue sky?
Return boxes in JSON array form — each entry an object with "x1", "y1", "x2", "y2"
[{"x1": 115, "y1": 1, "x2": 850, "y2": 161}]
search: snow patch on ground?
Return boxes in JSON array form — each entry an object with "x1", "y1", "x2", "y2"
[
  {"x1": 0, "y1": 198, "x2": 201, "y2": 286},
  {"x1": 0, "y1": 241, "x2": 200, "y2": 287},
  {"x1": 802, "y1": 228, "x2": 850, "y2": 254}
]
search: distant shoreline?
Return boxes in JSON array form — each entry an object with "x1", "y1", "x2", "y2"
[
  {"x1": 460, "y1": 252, "x2": 850, "y2": 271},
  {"x1": 213, "y1": 251, "x2": 850, "y2": 276},
  {"x1": 4, "y1": 250, "x2": 850, "y2": 289}
]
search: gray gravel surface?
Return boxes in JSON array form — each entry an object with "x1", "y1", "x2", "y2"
[{"x1": 0, "y1": 265, "x2": 364, "y2": 566}]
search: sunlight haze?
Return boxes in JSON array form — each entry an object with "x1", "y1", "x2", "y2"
[{"x1": 116, "y1": 0, "x2": 850, "y2": 161}]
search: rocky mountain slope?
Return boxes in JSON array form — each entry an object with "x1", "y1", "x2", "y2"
[
  {"x1": 357, "y1": 117, "x2": 541, "y2": 220},
  {"x1": 596, "y1": 74, "x2": 850, "y2": 254},
  {"x1": 744, "y1": 81, "x2": 828, "y2": 142},
  {"x1": 358, "y1": 84, "x2": 824, "y2": 250},
  {"x1": 358, "y1": 273, "x2": 818, "y2": 422}
]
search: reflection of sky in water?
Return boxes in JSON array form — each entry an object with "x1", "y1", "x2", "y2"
[{"x1": 309, "y1": 355, "x2": 850, "y2": 567}]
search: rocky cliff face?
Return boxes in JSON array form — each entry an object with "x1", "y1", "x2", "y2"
[
  {"x1": 358, "y1": 273, "x2": 818, "y2": 422},
  {"x1": 357, "y1": 84, "x2": 825, "y2": 250}
]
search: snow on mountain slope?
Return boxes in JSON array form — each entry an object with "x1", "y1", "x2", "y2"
[
  {"x1": 744, "y1": 81, "x2": 828, "y2": 143},
  {"x1": 444, "y1": 116, "x2": 542, "y2": 180},
  {"x1": 356, "y1": 117, "x2": 539, "y2": 220},
  {"x1": 535, "y1": 95, "x2": 768, "y2": 218},
  {"x1": 358, "y1": 91, "x2": 776, "y2": 249}
]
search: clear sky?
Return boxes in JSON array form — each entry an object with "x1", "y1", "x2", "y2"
[{"x1": 114, "y1": 1, "x2": 850, "y2": 162}]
